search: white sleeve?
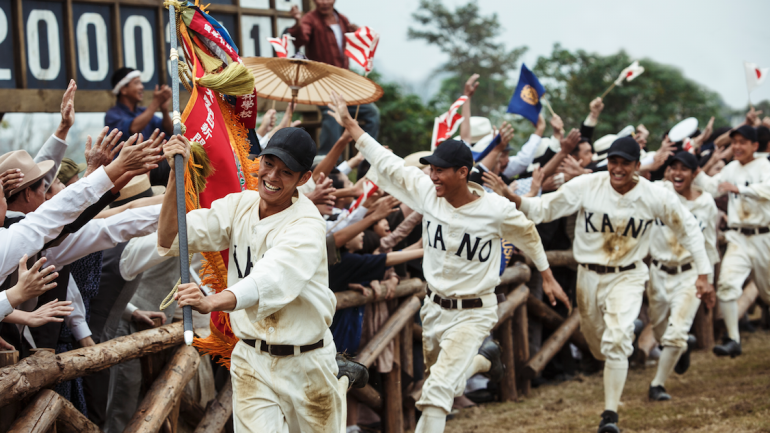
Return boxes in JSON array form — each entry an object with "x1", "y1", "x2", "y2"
[
  {"x1": 704, "y1": 198, "x2": 720, "y2": 267},
  {"x1": 34, "y1": 135, "x2": 68, "y2": 189},
  {"x1": 519, "y1": 175, "x2": 587, "y2": 224},
  {"x1": 738, "y1": 178, "x2": 770, "y2": 200},
  {"x1": 257, "y1": 133, "x2": 266, "y2": 150},
  {"x1": 63, "y1": 275, "x2": 91, "y2": 341},
  {"x1": 44, "y1": 205, "x2": 161, "y2": 270},
  {"x1": 354, "y1": 133, "x2": 433, "y2": 214},
  {"x1": 123, "y1": 303, "x2": 138, "y2": 322},
  {"x1": 499, "y1": 200, "x2": 550, "y2": 271},
  {"x1": 337, "y1": 161, "x2": 352, "y2": 175},
  {"x1": 503, "y1": 134, "x2": 542, "y2": 179},
  {"x1": 120, "y1": 232, "x2": 173, "y2": 281},
  {"x1": 693, "y1": 171, "x2": 721, "y2": 197},
  {"x1": 0, "y1": 292, "x2": 13, "y2": 322},
  {"x1": 658, "y1": 189, "x2": 711, "y2": 276},
  {"x1": 0, "y1": 167, "x2": 114, "y2": 285},
  {"x1": 327, "y1": 205, "x2": 368, "y2": 234}
]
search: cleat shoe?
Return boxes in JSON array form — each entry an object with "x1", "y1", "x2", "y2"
[
  {"x1": 336, "y1": 354, "x2": 369, "y2": 389},
  {"x1": 649, "y1": 385, "x2": 672, "y2": 401},
  {"x1": 597, "y1": 410, "x2": 620, "y2": 433},
  {"x1": 712, "y1": 338, "x2": 742, "y2": 358},
  {"x1": 478, "y1": 337, "x2": 504, "y2": 384},
  {"x1": 675, "y1": 335, "x2": 696, "y2": 375}
]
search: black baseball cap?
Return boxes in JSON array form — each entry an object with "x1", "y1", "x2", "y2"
[
  {"x1": 607, "y1": 136, "x2": 641, "y2": 162},
  {"x1": 419, "y1": 139, "x2": 473, "y2": 171},
  {"x1": 261, "y1": 127, "x2": 316, "y2": 173},
  {"x1": 671, "y1": 151, "x2": 698, "y2": 170},
  {"x1": 729, "y1": 125, "x2": 757, "y2": 142}
]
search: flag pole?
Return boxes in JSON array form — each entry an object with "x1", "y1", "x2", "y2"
[
  {"x1": 542, "y1": 97, "x2": 556, "y2": 117},
  {"x1": 167, "y1": 3, "x2": 194, "y2": 346},
  {"x1": 600, "y1": 82, "x2": 617, "y2": 99}
]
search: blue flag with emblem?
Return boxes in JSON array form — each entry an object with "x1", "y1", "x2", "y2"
[{"x1": 507, "y1": 63, "x2": 545, "y2": 125}]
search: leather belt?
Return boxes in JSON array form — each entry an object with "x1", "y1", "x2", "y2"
[
  {"x1": 242, "y1": 338, "x2": 324, "y2": 357},
  {"x1": 580, "y1": 263, "x2": 636, "y2": 274},
  {"x1": 426, "y1": 288, "x2": 504, "y2": 310},
  {"x1": 652, "y1": 259, "x2": 693, "y2": 275},
  {"x1": 730, "y1": 226, "x2": 770, "y2": 236}
]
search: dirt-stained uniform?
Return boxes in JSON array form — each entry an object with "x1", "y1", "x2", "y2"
[
  {"x1": 353, "y1": 132, "x2": 551, "y2": 416},
  {"x1": 159, "y1": 190, "x2": 341, "y2": 433}
]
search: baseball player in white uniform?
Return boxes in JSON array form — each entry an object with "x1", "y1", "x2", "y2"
[
  {"x1": 647, "y1": 152, "x2": 719, "y2": 401},
  {"x1": 692, "y1": 125, "x2": 770, "y2": 358},
  {"x1": 326, "y1": 92, "x2": 569, "y2": 433},
  {"x1": 509, "y1": 137, "x2": 713, "y2": 433},
  {"x1": 157, "y1": 130, "x2": 367, "y2": 433}
]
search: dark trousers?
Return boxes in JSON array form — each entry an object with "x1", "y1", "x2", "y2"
[{"x1": 318, "y1": 103, "x2": 380, "y2": 155}]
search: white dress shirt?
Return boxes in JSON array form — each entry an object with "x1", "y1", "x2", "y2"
[
  {"x1": 120, "y1": 232, "x2": 175, "y2": 320},
  {"x1": 0, "y1": 167, "x2": 114, "y2": 286},
  {"x1": 502, "y1": 134, "x2": 542, "y2": 179},
  {"x1": 64, "y1": 275, "x2": 91, "y2": 341}
]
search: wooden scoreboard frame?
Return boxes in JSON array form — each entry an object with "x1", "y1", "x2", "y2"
[{"x1": 0, "y1": 0, "x2": 312, "y2": 113}]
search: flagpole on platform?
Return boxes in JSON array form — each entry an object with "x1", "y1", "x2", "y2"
[{"x1": 167, "y1": 3, "x2": 194, "y2": 346}]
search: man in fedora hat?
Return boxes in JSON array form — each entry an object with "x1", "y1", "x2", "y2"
[
  {"x1": 159, "y1": 129, "x2": 368, "y2": 433},
  {"x1": 507, "y1": 136, "x2": 714, "y2": 433},
  {"x1": 327, "y1": 92, "x2": 567, "y2": 433}
]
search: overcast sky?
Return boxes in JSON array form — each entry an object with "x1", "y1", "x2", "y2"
[{"x1": 337, "y1": 0, "x2": 770, "y2": 109}]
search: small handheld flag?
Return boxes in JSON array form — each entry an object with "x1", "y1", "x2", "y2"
[
  {"x1": 348, "y1": 180, "x2": 379, "y2": 214},
  {"x1": 431, "y1": 95, "x2": 468, "y2": 150},
  {"x1": 601, "y1": 61, "x2": 645, "y2": 98},
  {"x1": 745, "y1": 61, "x2": 769, "y2": 106},
  {"x1": 345, "y1": 27, "x2": 379, "y2": 74},
  {"x1": 267, "y1": 34, "x2": 294, "y2": 58},
  {"x1": 507, "y1": 64, "x2": 545, "y2": 126}
]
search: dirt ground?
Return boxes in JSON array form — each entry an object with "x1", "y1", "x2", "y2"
[{"x1": 445, "y1": 330, "x2": 770, "y2": 433}]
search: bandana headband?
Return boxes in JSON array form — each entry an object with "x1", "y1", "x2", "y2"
[{"x1": 112, "y1": 70, "x2": 142, "y2": 95}]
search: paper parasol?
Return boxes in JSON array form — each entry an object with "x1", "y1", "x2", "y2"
[{"x1": 243, "y1": 57, "x2": 384, "y2": 106}]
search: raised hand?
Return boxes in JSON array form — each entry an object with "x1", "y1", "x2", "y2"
[
  {"x1": 370, "y1": 195, "x2": 400, "y2": 220},
  {"x1": 0, "y1": 169, "x2": 24, "y2": 197},
  {"x1": 305, "y1": 173, "x2": 336, "y2": 206},
  {"x1": 550, "y1": 114, "x2": 565, "y2": 139},
  {"x1": 560, "y1": 128, "x2": 581, "y2": 154},
  {"x1": 163, "y1": 134, "x2": 191, "y2": 167},
  {"x1": 589, "y1": 97, "x2": 604, "y2": 118},
  {"x1": 25, "y1": 300, "x2": 73, "y2": 327},
  {"x1": 499, "y1": 122, "x2": 514, "y2": 146},
  {"x1": 482, "y1": 171, "x2": 506, "y2": 196},
  {"x1": 327, "y1": 91, "x2": 354, "y2": 127},
  {"x1": 85, "y1": 127, "x2": 123, "y2": 176},
  {"x1": 290, "y1": 4, "x2": 302, "y2": 21},
  {"x1": 463, "y1": 74, "x2": 480, "y2": 97},
  {"x1": 60, "y1": 80, "x2": 77, "y2": 130},
  {"x1": 5, "y1": 256, "x2": 58, "y2": 307}
]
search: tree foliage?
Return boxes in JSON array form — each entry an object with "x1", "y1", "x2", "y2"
[
  {"x1": 408, "y1": 0, "x2": 526, "y2": 121},
  {"x1": 532, "y1": 44, "x2": 731, "y2": 148},
  {"x1": 369, "y1": 72, "x2": 440, "y2": 157}
]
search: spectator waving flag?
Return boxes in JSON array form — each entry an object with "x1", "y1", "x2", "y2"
[
  {"x1": 614, "y1": 60, "x2": 645, "y2": 85},
  {"x1": 345, "y1": 27, "x2": 379, "y2": 74},
  {"x1": 348, "y1": 180, "x2": 379, "y2": 214},
  {"x1": 267, "y1": 34, "x2": 294, "y2": 58},
  {"x1": 507, "y1": 64, "x2": 545, "y2": 125},
  {"x1": 431, "y1": 95, "x2": 468, "y2": 150},
  {"x1": 744, "y1": 61, "x2": 769, "y2": 93}
]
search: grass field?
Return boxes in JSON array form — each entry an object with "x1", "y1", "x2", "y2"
[{"x1": 445, "y1": 330, "x2": 770, "y2": 432}]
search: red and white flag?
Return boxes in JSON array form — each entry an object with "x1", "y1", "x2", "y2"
[
  {"x1": 614, "y1": 61, "x2": 645, "y2": 85},
  {"x1": 267, "y1": 34, "x2": 294, "y2": 58},
  {"x1": 745, "y1": 62, "x2": 769, "y2": 93},
  {"x1": 348, "y1": 180, "x2": 379, "y2": 214},
  {"x1": 431, "y1": 96, "x2": 468, "y2": 150},
  {"x1": 345, "y1": 27, "x2": 379, "y2": 73}
]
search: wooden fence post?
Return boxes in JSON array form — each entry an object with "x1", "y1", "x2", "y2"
[
  {"x1": 382, "y1": 333, "x2": 403, "y2": 433},
  {"x1": 524, "y1": 310, "x2": 580, "y2": 379},
  {"x1": 123, "y1": 345, "x2": 200, "y2": 433},
  {"x1": 6, "y1": 389, "x2": 63, "y2": 433},
  {"x1": 496, "y1": 317, "x2": 517, "y2": 402},
  {"x1": 513, "y1": 304, "x2": 530, "y2": 397},
  {"x1": 192, "y1": 381, "x2": 233, "y2": 433},
  {"x1": 0, "y1": 350, "x2": 19, "y2": 433}
]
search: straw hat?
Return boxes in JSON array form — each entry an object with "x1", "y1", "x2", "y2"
[
  {"x1": 111, "y1": 174, "x2": 154, "y2": 208},
  {"x1": 453, "y1": 117, "x2": 493, "y2": 144},
  {"x1": 404, "y1": 151, "x2": 432, "y2": 169},
  {"x1": 0, "y1": 150, "x2": 55, "y2": 196}
]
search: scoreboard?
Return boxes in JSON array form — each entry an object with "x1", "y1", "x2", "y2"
[{"x1": 0, "y1": 0, "x2": 310, "y2": 113}]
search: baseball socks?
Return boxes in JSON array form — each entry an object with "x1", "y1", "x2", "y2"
[
  {"x1": 598, "y1": 359, "x2": 627, "y2": 432},
  {"x1": 720, "y1": 300, "x2": 741, "y2": 343},
  {"x1": 415, "y1": 406, "x2": 448, "y2": 433},
  {"x1": 651, "y1": 346, "x2": 685, "y2": 388}
]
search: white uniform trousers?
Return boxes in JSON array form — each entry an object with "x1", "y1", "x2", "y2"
[
  {"x1": 648, "y1": 264, "x2": 701, "y2": 348},
  {"x1": 576, "y1": 263, "x2": 647, "y2": 362},
  {"x1": 718, "y1": 231, "x2": 770, "y2": 305},
  {"x1": 230, "y1": 335, "x2": 343, "y2": 433},
  {"x1": 416, "y1": 299, "x2": 498, "y2": 413}
]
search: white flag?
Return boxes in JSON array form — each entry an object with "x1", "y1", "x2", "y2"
[
  {"x1": 745, "y1": 62, "x2": 770, "y2": 93},
  {"x1": 614, "y1": 61, "x2": 645, "y2": 86}
]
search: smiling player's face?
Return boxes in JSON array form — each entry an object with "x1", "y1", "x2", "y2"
[{"x1": 258, "y1": 155, "x2": 310, "y2": 209}]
